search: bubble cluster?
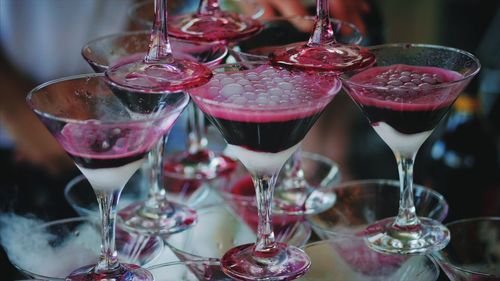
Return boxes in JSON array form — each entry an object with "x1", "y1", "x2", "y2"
[
  {"x1": 195, "y1": 65, "x2": 338, "y2": 108},
  {"x1": 369, "y1": 68, "x2": 445, "y2": 90}
]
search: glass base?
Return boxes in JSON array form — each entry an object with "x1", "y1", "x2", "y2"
[
  {"x1": 270, "y1": 42, "x2": 375, "y2": 72},
  {"x1": 168, "y1": 11, "x2": 262, "y2": 42},
  {"x1": 221, "y1": 242, "x2": 311, "y2": 281},
  {"x1": 364, "y1": 217, "x2": 450, "y2": 255},
  {"x1": 66, "y1": 263, "x2": 152, "y2": 281},
  {"x1": 164, "y1": 149, "x2": 237, "y2": 180},
  {"x1": 118, "y1": 200, "x2": 197, "y2": 235}
]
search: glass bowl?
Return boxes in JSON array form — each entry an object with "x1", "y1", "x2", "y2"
[
  {"x1": 1, "y1": 216, "x2": 163, "y2": 280},
  {"x1": 65, "y1": 174, "x2": 209, "y2": 218},
  {"x1": 164, "y1": 204, "x2": 311, "y2": 261},
  {"x1": 308, "y1": 179, "x2": 449, "y2": 238},
  {"x1": 216, "y1": 151, "x2": 341, "y2": 215},
  {"x1": 432, "y1": 217, "x2": 500, "y2": 281},
  {"x1": 232, "y1": 16, "x2": 363, "y2": 62},
  {"x1": 129, "y1": 0, "x2": 265, "y2": 29},
  {"x1": 298, "y1": 238, "x2": 440, "y2": 280}
]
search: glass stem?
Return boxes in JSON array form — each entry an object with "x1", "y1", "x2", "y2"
[
  {"x1": 252, "y1": 173, "x2": 281, "y2": 263},
  {"x1": 308, "y1": 0, "x2": 335, "y2": 46},
  {"x1": 393, "y1": 152, "x2": 421, "y2": 228},
  {"x1": 94, "y1": 188, "x2": 122, "y2": 273},
  {"x1": 198, "y1": 0, "x2": 221, "y2": 14},
  {"x1": 186, "y1": 103, "x2": 208, "y2": 154},
  {"x1": 145, "y1": 136, "x2": 172, "y2": 210},
  {"x1": 145, "y1": 0, "x2": 173, "y2": 63}
]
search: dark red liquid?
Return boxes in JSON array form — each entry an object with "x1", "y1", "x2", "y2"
[
  {"x1": 347, "y1": 64, "x2": 464, "y2": 134},
  {"x1": 207, "y1": 113, "x2": 322, "y2": 153}
]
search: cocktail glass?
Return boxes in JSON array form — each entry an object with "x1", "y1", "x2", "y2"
[
  {"x1": 81, "y1": 31, "x2": 229, "y2": 210},
  {"x1": 268, "y1": 0, "x2": 374, "y2": 72},
  {"x1": 341, "y1": 43, "x2": 481, "y2": 254},
  {"x1": 231, "y1": 15, "x2": 360, "y2": 215},
  {"x1": 307, "y1": 179, "x2": 449, "y2": 239},
  {"x1": 164, "y1": 204, "x2": 311, "y2": 263},
  {"x1": 432, "y1": 217, "x2": 500, "y2": 281},
  {"x1": 189, "y1": 62, "x2": 342, "y2": 280},
  {"x1": 26, "y1": 73, "x2": 189, "y2": 280},
  {"x1": 2, "y1": 217, "x2": 163, "y2": 281},
  {"x1": 105, "y1": 0, "x2": 213, "y2": 235},
  {"x1": 147, "y1": 260, "x2": 229, "y2": 281},
  {"x1": 299, "y1": 238, "x2": 440, "y2": 280},
  {"x1": 128, "y1": 0, "x2": 263, "y2": 181}
]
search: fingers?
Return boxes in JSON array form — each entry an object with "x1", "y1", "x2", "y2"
[
  {"x1": 257, "y1": 0, "x2": 308, "y2": 20},
  {"x1": 331, "y1": 0, "x2": 369, "y2": 35}
]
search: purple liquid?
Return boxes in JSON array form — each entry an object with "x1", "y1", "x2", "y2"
[
  {"x1": 347, "y1": 64, "x2": 464, "y2": 134},
  {"x1": 190, "y1": 64, "x2": 340, "y2": 153},
  {"x1": 55, "y1": 121, "x2": 161, "y2": 169}
]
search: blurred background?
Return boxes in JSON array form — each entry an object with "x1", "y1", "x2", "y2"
[{"x1": 0, "y1": 0, "x2": 499, "y2": 279}]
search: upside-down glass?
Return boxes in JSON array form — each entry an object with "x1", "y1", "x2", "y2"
[
  {"x1": 341, "y1": 43, "x2": 481, "y2": 254},
  {"x1": 105, "y1": 0, "x2": 213, "y2": 236},
  {"x1": 268, "y1": 0, "x2": 374, "y2": 72},
  {"x1": 26, "y1": 73, "x2": 189, "y2": 281},
  {"x1": 189, "y1": 62, "x2": 341, "y2": 280},
  {"x1": 432, "y1": 217, "x2": 500, "y2": 281}
]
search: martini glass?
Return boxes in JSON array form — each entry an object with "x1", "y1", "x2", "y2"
[
  {"x1": 105, "y1": 0, "x2": 213, "y2": 236},
  {"x1": 82, "y1": 30, "x2": 235, "y2": 182},
  {"x1": 341, "y1": 43, "x2": 481, "y2": 255},
  {"x1": 189, "y1": 62, "x2": 341, "y2": 280},
  {"x1": 26, "y1": 73, "x2": 189, "y2": 281},
  {"x1": 268, "y1": 0, "x2": 375, "y2": 72}
]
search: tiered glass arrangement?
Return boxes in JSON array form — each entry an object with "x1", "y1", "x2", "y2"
[
  {"x1": 27, "y1": 73, "x2": 189, "y2": 281},
  {"x1": 105, "y1": 0, "x2": 212, "y2": 235},
  {"x1": 341, "y1": 43, "x2": 481, "y2": 254},
  {"x1": 189, "y1": 62, "x2": 341, "y2": 280}
]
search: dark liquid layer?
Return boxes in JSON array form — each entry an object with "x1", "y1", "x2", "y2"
[
  {"x1": 360, "y1": 104, "x2": 451, "y2": 134},
  {"x1": 70, "y1": 151, "x2": 147, "y2": 169},
  {"x1": 207, "y1": 112, "x2": 323, "y2": 153}
]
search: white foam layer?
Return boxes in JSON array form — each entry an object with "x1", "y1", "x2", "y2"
[
  {"x1": 225, "y1": 143, "x2": 300, "y2": 174},
  {"x1": 372, "y1": 122, "x2": 432, "y2": 158},
  {"x1": 76, "y1": 158, "x2": 145, "y2": 192}
]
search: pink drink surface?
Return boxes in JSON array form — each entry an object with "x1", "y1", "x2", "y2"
[
  {"x1": 347, "y1": 64, "x2": 464, "y2": 134},
  {"x1": 58, "y1": 121, "x2": 161, "y2": 168},
  {"x1": 168, "y1": 12, "x2": 262, "y2": 43},
  {"x1": 190, "y1": 64, "x2": 340, "y2": 152}
]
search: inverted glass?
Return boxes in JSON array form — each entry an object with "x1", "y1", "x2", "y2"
[
  {"x1": 341, "y1": 43, "x2": 481, "y2": 254},
  {"x1": 189, "y1": 62, "x2": 341, "y2": 280},
  {"x1": 27, "y1": 73, "x2": 189, "y2": 280}
]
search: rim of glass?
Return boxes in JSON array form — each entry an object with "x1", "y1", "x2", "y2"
[
  {"x1": 190, "y1": 61, "x2": 341, "y2": 111},
  {"x1": 431, "y1": 216, "x2": 500, "y2": 277},
  {"x1": 341, "y1": 43, "x2": 481, "y2": 90},
  {"x1": 146, "y1": 259, "x2": 221, "y2": 271},
  {"x1": 218, "y1": 151, "x2": 341, "y2": 203},
  {"x1": 82, "y1": 30, "x2": 228, "y2": 72},
  {"x1": 307, "y1": 179, "x2": 449, "y2": 235},
  {"x1": 64, "y1": 175, "x2": 92, "y2": 215},
  {"x1": 128, "y1": 0, "x2": 265, "y2": 26},
  {"x1": 26, "y1": 73, "x2": 186, "y2": 125}
]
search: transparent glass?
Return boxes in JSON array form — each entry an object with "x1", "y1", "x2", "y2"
[
  {"x1": 268, "y1": 0, "x2": 374, "y2": 72},
  {"x1": 147, "y1": 260, "x2": 229, "y2": 281},
  {"x1": 341, "y1": 43, "x2": 481, "y2": 254},
  {"x1": 3, "y1": 217, "x2": 163, "y2": 281},
  {"x1": 164, "y1": 204, "x2": 311, "y2": 262},
  {"x1": 432, "y1": 217, "x2": 500, "y2": 281},
  {"x1": 189, "y1": 62, "x2": 342, "y2": 280},
  {"x1": 26, "y1": 73, "x2": 189, "y2": 281},
  {"x1": 308, "y1": 179, "x2": 449, "y2": 238},
  {"x1": 299, "y1": 238, "x2": 440, "y2": 280},
  {"x1": 104, "y1": 0, "x2": 213, "y2": 236}
]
